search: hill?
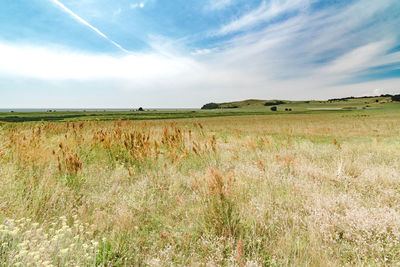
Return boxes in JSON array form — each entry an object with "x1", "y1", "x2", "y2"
[{"x1": 201, "y1": 95, "x2": 398, "y2": 111}]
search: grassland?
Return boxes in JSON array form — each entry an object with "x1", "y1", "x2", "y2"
[
  {"x1": 0, "y1": 100, "x2": 400, "y2": 266},
  {"x1": 0, "y1": 96, "x2": 396, "y2": 123}
]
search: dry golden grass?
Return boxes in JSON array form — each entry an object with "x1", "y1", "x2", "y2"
[{"x1": 0, "y1": 112, "x2": 400, "y2": 266}]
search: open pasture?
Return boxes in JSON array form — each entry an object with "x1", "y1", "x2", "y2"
[{"x1": 0, "y1": 110, "x2": 400, "y2": 266}]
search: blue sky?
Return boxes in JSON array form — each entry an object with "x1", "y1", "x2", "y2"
[{"x1": 0, "y1": 0, "x2": 399, "y2": 108}]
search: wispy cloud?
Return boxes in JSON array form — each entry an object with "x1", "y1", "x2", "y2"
[
  {"x1": 207, "y1": 0, "x2": 233, "y2": 10},
  {"x1": 113, "y1": 8, "x2": 122, "y2": 16},
  {"x1": 49, "y1": 0, "x2": 128, "y2": 52},
  {"x1": 217, "y1": 0, "x2": 313, "y2": 35},
  {"x1": 213, "y1": 0, "x2": 400, "y2": 80},
  {"x1": 130, "y1": 2, "x2": 145, "y2": 9}
]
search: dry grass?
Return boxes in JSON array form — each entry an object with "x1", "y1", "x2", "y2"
[{"x1": 0, "y1": 112, "x2": 399, "y2": 266}]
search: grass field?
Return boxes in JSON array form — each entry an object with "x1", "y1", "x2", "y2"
[
  {"x1": 0, "y1": 101, "x2": 400, "y2": 266},
  {"x1": 0, "y1": 96, "x2": 396, "y2": 123}
]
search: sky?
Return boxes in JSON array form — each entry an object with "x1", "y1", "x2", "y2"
[{"x1": 0, "y1": 0, "x2": 399, "y2": 108}]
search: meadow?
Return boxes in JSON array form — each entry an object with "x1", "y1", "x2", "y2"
[{"x1": 0, "y1": 103, "x2": 400, "y2": 266}]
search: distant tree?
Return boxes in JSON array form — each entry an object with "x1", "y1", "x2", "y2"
[
  {"x1": 270, "y1": 106, "x2": 277, "y2": 111},
  {"x1": 201, "y1": 103, "x2": 219, "y2": 109},
  {"x1": 375, "y1": 99, "x2": 379, "y2": 103},
  {"x1": 221, "y1": 105, "x2": 239, "y2": 109},
  {"x1": 392, "y1": 94, "x2": 400, "y2": 101},
  {"x1": 138, "y1": 107, "x2": 144, "y2": 111},
  {"x1": 264, "y1": 101, "x2": 285, "y2": 106}
]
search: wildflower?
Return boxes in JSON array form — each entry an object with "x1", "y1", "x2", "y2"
[
  {"x1": 18, "y1": 249, "x2": 27, "y2": 256},
  {"x1": 10, "y1": 228, "x2": 19, "y2": 236}
]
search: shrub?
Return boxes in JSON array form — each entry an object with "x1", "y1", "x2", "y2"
[
  {"x1": 201, "y1": 103, "x2": 219, "y2": 109},
  {"x1": 391, "y1": 94, "x2": 400, "y2": 101},
  {"x1": 264, "y1": 101, "x2": 285, "y2": 106},
  {"x1": 270, "y1": 106, "x2": 277, "y2": 111}
]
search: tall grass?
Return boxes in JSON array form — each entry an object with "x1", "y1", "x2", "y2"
[{"x1": 0, "y1": 112, "x2": 399, "y2": 265}]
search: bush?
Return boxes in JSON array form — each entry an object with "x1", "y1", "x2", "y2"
[
  {"x1": 264, "y1": 101, "x2": 285, "y2": 106},
  {"x1": 270, "y1": 106, "x2": 277, "y2": 111},
  {"x1": 201, "y1": 103, "x2": 219, "y2": 109},
  {"x1": 391, "y1": 95, "x2": 400, "y2": 101}
]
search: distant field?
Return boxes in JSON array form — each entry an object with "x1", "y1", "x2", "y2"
[
  {"x1": 1, "y1": 96, "x2": 398, "y2": 123},
  {"x1": 0, "y1": 100, "x2": 400, "y2": 265}
]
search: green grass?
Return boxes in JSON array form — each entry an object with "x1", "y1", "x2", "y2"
[
  {"x1": 1, "y1": 107, "x2": 400, "y2": 265},
  {"x1": 1, "y1": 97, "x2": 398, "y2": 123}
]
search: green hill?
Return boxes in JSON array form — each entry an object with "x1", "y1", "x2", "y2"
[{"x1": 201, "y1": 95, "x2": 397, "y2": 111}]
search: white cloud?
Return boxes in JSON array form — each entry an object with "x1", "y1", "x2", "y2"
[
  {"x1": 217, "y1": 0, "x2": 313, "y2": 35},
  {"x1": 113, "y1": 8, "x2": 122, "y2": 16},
  {"x1": 0, "y1": 42, "x2": 198, "y2": 81},
  {"x1": 208, "y1": 0, "x2": 232, "y2": 10},
  {"x1": 320, "y1": 41, "x2": 394, "y2": 76},
  {"x1": 130, "y1": 2, "x2": 145, "y2": 9},
  {"x1": 190, "y1": 48, "x2": 217, "y2": 56}
]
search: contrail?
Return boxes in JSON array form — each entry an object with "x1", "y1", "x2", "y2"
[{"x1": 49, "y1": 0, "x2": 128, "y2": 53}]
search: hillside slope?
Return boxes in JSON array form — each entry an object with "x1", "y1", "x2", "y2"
[{"x1": 201, "y1": 95, "x2": 396, "y2": 111}]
